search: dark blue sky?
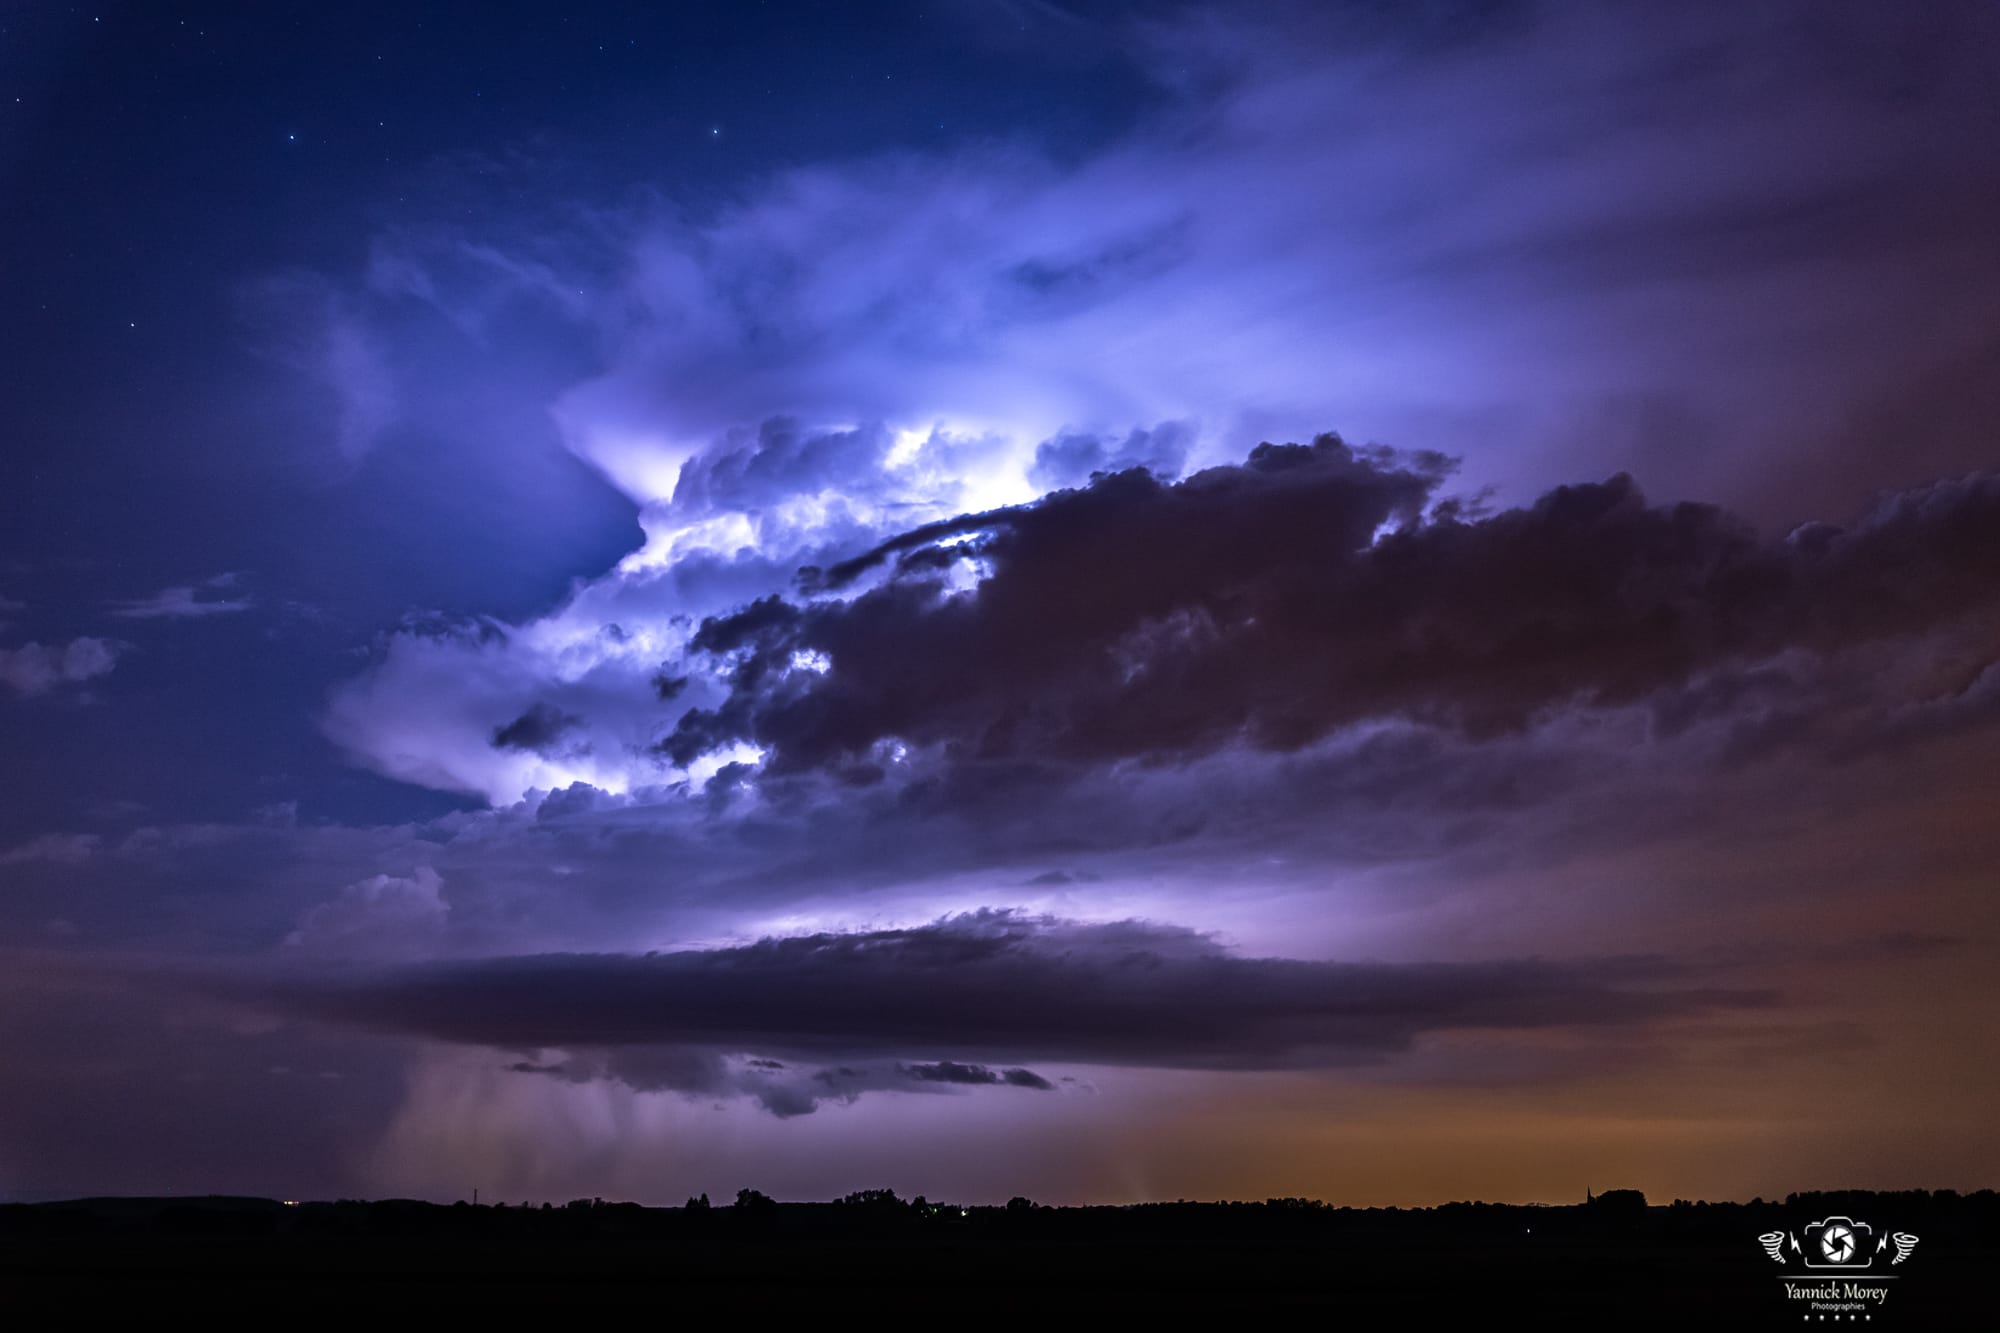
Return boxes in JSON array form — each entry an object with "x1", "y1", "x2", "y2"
[{"x1": 0, "y1": 1, "x2": 1167, "y2": 833}]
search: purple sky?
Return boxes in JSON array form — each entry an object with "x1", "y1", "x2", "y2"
[{"x1": 1, "y1": 0, "x2": 1997, "y2": 1206}]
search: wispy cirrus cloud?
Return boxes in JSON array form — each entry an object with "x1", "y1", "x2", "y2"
[
  {"x1": 0, "y1": 832, "x2": 101, "y2": 866},
  {"x1": 108, "y1": 575, "x2": 255, "y2": 621}
]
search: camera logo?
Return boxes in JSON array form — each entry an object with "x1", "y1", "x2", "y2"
[
  {"x1": 1806, "y1": 1217, "x2": 1870, "y2": 1267},
  {"x1": 1757, "y1": 1217, "x2": 1919, "y2": 1269}
]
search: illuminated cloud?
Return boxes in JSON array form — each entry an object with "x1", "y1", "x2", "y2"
[{"x1": 333, "y1": 2, "x2": 2000, "y2": 532}]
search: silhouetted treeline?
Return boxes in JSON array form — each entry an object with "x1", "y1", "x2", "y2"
[
  {"x1": 4, "y1": 1185, "x2": 1992, "y2": 1242},
  {"x1": 2, "y1": 1188, "x2": 1990, "y2": 1321}
]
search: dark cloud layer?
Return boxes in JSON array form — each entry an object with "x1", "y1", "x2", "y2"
[
  {"x1": 902, "y1": 1060, "x2": 1053, "y2": 1090},
  {"x1": 230, "y1": 912, "x2": 1766, "y2": 1086},
  {"x1": 505, "y1": 1046, "x2": 1057, "y2": 1118},
  {"x1": 666, "y1": 439, "x2": 2000, "y2": 774}
]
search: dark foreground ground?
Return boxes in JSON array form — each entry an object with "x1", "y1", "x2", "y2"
[{"x1": 1, "y1": 1189, "x2": 1990, "y2": 1322}]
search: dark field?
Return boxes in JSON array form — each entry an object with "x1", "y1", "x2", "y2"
[{"x1": 1, "y1": 1190, "x2": 1988, "y2": 1321}]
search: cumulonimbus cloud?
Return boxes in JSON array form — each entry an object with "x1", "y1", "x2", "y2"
[{"x1": 308, "y1": 1, "x2": 2000, "y2": 810}]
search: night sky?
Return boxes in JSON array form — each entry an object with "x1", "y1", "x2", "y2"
[{"x1": 3, "y1": 0, "x2": 1998, "y2": 1207}]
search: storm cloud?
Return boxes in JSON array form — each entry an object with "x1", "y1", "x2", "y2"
[
  {"x1": 225, "y1": 911, "x2": 1767, "y2": 1082},
  {"x1": 666, "y1": 440, "x2": 2000, "y2": 774},
  {"x1": 309, "y1": 0, "x2": 2000, "y2": 811}
]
